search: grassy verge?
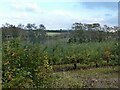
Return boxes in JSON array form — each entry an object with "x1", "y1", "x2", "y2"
[
  {"x1": 50, "y1": 66, "x2": 119, "y2": 88},
  {"x1": 52, "y1": 63, "x2": 117, "y2": 72}
]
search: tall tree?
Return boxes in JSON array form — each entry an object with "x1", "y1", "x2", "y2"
[
  {"x1": 39, "y1": 24, "x2": 46, "y2": 30},
  {"x1": 92, "y1": 23, "x2": 101, "y2": 31},
  {"x1": 17, "y1": 24, "x2": 24, "y2": 29},
  {"x1": 26, "y1": 23, "x2": 37, "y2": 30},
  {"x1": 72, "y1": 22, "x2": 83, "y2": 30},
  {"x1": 85, "y1": 24, "x2": 93, "y2": 31}
]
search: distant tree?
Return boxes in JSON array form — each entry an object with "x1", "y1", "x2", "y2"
[
  {"x1": 2, "y1": 23, "x2": 20, "y2": 41},
  {"x1": 85, "y1": 24, "x2": 93, "y2": 31},
  {"x1": 17, "y1": 24, "x2": 24, "y2": 29},
  {"x1": 113, "y1": 26, "x2": 119, "y2": 32},
  {"x1": 92, "y1": 23, "x2": 104, "y2": 42},
  {"x1": 69, "y1": 22, "x2": 85, "y2": 43},
  {"x1": 33, "y1": 24, "x2": 46, "y2": 43},
  {"x1": 103, "y1": 25, "x2": 110, "y2": 32},
  {"x1": 26, "y1": 23, "x2": 33, "y2": 30},
  {"x1": 60, "y1": 29, "x2": 62, "y2": 32},
  {"x1": 72, "y1": 22, "x2": 83, "y2": 30},
  {"x1": 39, "y1": 24, "x2": 46, "y2": 30},
  {"x1": 26, "y1": 23, "x2": 37, "y2": 30},
  {"x1": 92, "y1": 23, "x2": 101, "y2": 31}
]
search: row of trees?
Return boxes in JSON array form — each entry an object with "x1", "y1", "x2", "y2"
[
  {"x1": 1, "y1": 22, "x2": 119, "y2": 44},
  {"x1": 2, "y1": 23, "x2": 46, "y2": 43},
  {"x1": 2, "y1": 23, "x2": 46, "y2": 30},
  {"x1": 68, "y1": 22, "x2": 119, "y2": 43},
  {"x1": 71, "y1": 22, "x2": 119, "y2": 32}
]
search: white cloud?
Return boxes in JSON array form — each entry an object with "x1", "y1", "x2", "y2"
[
  {"x1": 11, "y1": 2, "x2": 42, "y2": 13},
  {"x1": 51, "y1": 10, "x2": 70, "y2": 15},
  {"x1": 14, "y1": 12, "x2": 28, "y2": 19}
]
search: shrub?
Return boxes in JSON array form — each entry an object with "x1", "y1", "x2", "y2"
[{"x1": 2, "y1": 38, "x2": 52, "y2": 88}]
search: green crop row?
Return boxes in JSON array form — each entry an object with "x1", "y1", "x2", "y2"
[
  {"x1": 2, "y1": 38, "x2": 119, "y2": 88},
  {"x1": 45, "y1": 40, "x2": 118, "y2": 67}
]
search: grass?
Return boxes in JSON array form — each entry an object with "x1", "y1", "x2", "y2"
[
  {"x1": 46, "y1": 32, "x2": 61, "y2": 36},
  {"x1": 51, "y1": 66, "x2": 119, "y2": 88}
]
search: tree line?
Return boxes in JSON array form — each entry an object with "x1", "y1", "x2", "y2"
[
  {"x1": 1, "y1": 22, "x2": 119, "y2": 43},
  {"x1": 68, "y1": 22, "x2": 118, "y2": 43}
]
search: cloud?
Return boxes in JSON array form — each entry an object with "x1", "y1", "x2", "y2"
[
  {"x1": 51, "y1": 10, "x2": 69, "y2": 15},
  {"x1": 33, "y1": 10, "x2": 75, "y2": 29},
  {"x1": 0, "y1": 12, "x2": 29, "y2": 26},
  {"x1": 10, "y1": 2, "x2": 41, "y2": 13}
]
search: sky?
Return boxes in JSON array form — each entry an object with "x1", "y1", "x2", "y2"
[{"x1": 0, "y1": 0, "x2": 119, "y2": 30}]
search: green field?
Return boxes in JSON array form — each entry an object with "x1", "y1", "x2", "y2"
[{"x1": 46, "y1": 32, "x2": 62, "y2": 36}]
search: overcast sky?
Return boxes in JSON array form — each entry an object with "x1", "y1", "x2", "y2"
[{"x1": 0, "y1": 0, "x2": 118, "y2": 30}]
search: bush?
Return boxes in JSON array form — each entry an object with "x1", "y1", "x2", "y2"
[{"x1": 2, "y1": 38, "x2": 52, "y2": 88}]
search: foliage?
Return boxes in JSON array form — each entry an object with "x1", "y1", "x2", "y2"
[
  {"x1": 46, "y1": 41, "x2": 118, "y2": 67},
  {"x1": 2, "y1": 22, "x2": 118, "y2": 88},
  {"x1": 2, "y1": 38, "x2": 52, "y2": 88}
]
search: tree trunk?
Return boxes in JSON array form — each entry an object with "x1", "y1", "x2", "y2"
[
  {"x1": 73, "y1": 63, "x2": 77, "y2": 69},
  {"x1": 96, "y1": 63, "x2": 99, "y2": 67}
]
